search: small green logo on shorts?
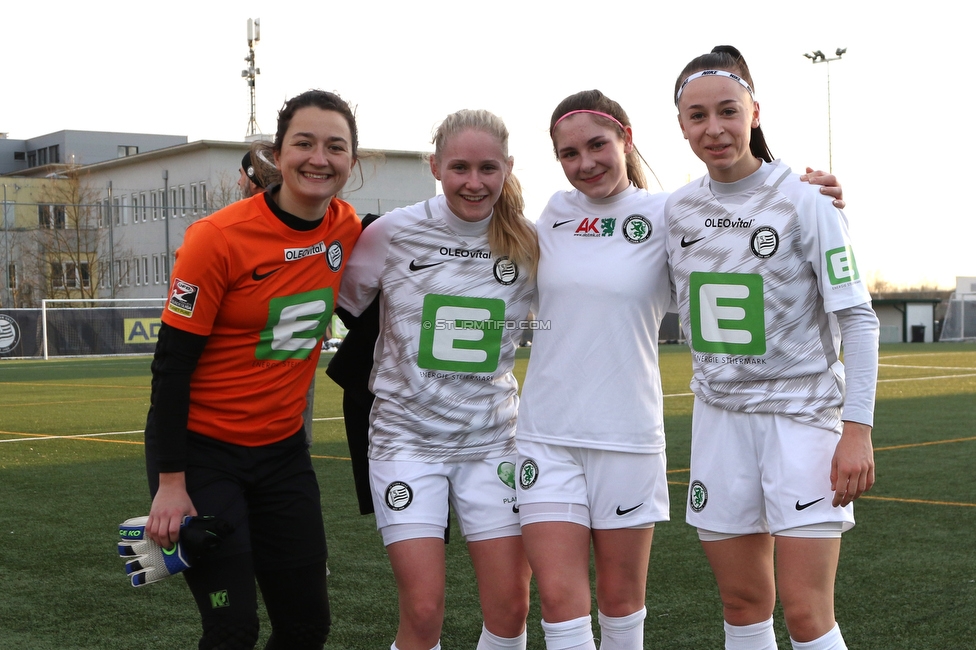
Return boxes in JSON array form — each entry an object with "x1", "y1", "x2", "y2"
[
  {"x1": 209, "y1": 590, "x2": 229, "y2": 609},
  {"x1": 689, "y1": 480, "x2": 708, "y2": 513}
]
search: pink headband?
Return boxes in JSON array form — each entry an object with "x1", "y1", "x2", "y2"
[{"x1": 551, "y1": 109, "x2": 627, "y2": 134}]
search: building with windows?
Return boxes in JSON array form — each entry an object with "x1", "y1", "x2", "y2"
[{"x1": 1, "y1": 130, "x2": 434, "y2": 307}]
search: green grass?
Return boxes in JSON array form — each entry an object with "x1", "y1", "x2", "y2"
[{"x1": 1, "y1": 343, "x2": 974, "y2": 648}]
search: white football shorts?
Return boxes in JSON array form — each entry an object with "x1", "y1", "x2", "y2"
[
  {"x1": 685, "y1": 400, "x2": 855, "y2": 536},
  {"x1": 516, "y1": 439, "x2": 670, "y2": 530}
]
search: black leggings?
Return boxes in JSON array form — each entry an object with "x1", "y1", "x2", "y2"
[{"x1": 148, "y1": 430, "x2": 330, "y2": 649}]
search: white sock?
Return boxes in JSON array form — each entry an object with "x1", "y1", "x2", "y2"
[
  {"x1": 477, "y1": 623, "x2": 527, "y2": 650},
  {"x1": 391, "y1": 643, "x2": 441, "y2": 650},
  {"x1": 725, "y1": 618, "x2": 777, "y2": 650},
  {"x1": 791, "y1": 623, "x2": 846, "y2": 650},
  {"x1": 597, "y1": 607, "x2": 646, "y2": 649},
  {"x1": 542, "y1": 615, "x2": 597, "y2": 650}
]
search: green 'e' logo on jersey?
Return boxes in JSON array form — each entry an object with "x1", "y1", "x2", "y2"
[
  {"x1": 256, "y1": 288, "x2": 332, "y2": 361},
  {"x1": 826, "y1": 246, "x2": 859, "y2": 285},
  {"x1": 418, "y1": 294, "x2": 505, "y2": 373},
  {"x1": 689, "y1": 272, "x2": 765, "y2": 355}
]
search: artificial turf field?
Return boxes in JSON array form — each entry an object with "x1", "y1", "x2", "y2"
[{"x1": 1, "y1": 343, "x2": 974, "y2": 649}]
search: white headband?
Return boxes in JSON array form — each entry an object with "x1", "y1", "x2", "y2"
[{"x1": 675, "y1": 70, "x2": 756, "y2": 106}]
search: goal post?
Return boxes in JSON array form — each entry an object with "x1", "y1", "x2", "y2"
[{"x1": 40, "y1": 298, "x2": 167, "y2": 359}]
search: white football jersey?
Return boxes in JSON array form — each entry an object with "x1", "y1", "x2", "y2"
[
  {"x1": 665, "y1": 160, "x2": 871, "y2": 430},
  {"x1": 517, "y1": 186, "x2": 673, "y2": 454},
  {"x1": 338, "y1": 195, "x2": 536, "y2": 462}
]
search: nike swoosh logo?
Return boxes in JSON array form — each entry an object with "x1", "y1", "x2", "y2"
[
  {"x1": 409, "y1": 260, "x2": 446, "y2": 271},
  {"x1": 615, "y1": 503, "x2": 644, "y2": 516},
  {"x1": 252, "y1": 267, "x2": 283, "y2": 281},
  {"x1": 552, "y1": 219, "x2": 574, "y2": 228},
  {"x1": 680, "y1": 236, "x2": 705, "y2": 248},
  {"x1": 795, "y1": 497, "x2": 825, "y2": 511}
]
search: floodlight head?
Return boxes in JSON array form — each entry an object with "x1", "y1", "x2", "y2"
[
  {"x1": 813, "y1": 50, "x2": 825, "y2": 60},
  {"x1": 836, "y1": 47, "x2": 847, "y2": 57},
  {"x1": 803, "y1": 52, "x2": 814, "y2": 60}
]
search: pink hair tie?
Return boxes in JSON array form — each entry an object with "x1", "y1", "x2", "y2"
[{"x1": 551, "y1": 109, "x2": 626, "y2": 134}]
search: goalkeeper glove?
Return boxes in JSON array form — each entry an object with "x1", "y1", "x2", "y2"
[{"x1": 117, "y1": 515, "x2": 232, "y2": 587}]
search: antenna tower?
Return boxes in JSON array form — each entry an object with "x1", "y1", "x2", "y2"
[{"x1": 242, "y1": 18, "x2": 261, "y2": 138}]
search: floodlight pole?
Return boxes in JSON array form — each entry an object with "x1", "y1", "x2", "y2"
[
  {"x1": 242, "y1": 18, "x2": 262, "y2": 138},
  {"x1": 803, "y1": 48, "x2": 846, "y2": 173}
]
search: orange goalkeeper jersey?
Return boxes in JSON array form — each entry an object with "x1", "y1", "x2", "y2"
[{"x1": 161, "y1": 193, "x2": 360, "y2": 446}]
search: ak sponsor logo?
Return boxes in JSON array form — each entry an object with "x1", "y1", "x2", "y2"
[
  {"x1": 284, "y1": 241, "x2": 326, "y2": 262},
  {"x1": 750, "y1": 226, "x2": 779, "y2": 259},
  {"x1": 689, "y1": 480, "x2": 708, "y2": 513},
  {"x1": 574, "y1": 217, "x2": 616, "y2": 238},
  {"x1": 385, "y1": 481, "x2": 413, "y2": 511},
  {"x1": 167, "y1": 278, "x2": 200, "y2": 318}
]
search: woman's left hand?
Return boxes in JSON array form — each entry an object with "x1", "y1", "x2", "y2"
[
  {"x1": 801, "y1": 167, "x2": 845, "y2": 209},
  {"x1": 830, "y1": 421, "x2": 875, "y2": 507}
]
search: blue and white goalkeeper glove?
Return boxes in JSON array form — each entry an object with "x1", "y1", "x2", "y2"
[{"x1": 118, "y1": 515, "x2": 232, "y2": 587}]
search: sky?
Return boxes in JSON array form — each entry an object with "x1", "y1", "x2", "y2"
[{"x1": 3, "y1": 0, "x2": 972, "y2": 289}]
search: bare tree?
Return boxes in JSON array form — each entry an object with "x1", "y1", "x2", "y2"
[{"x1": 23, "y1": 170, "x2": 129, "y2": 304}]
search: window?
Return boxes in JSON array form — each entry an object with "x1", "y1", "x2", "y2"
[
  {"x1": 27, "y1": 151, "x2": 37, "y2": 167},
  {"x1": 51, "y1": 262, "x2": 64, "y2": 288},
  {"x1": 170, "y1": 188, "x2": 178, "y2": 219},
  {"x1": 200, "y1": 182, "x2": 208, "y2": 213},
  {"x1": 38, "y1": 204, "x2": 67, "y2": 229},
  {"x1": 179, "y1": 185, "x2": 186, "y2": 216},
  {"x1": 48, "y1": 145, "x2": 60, "y2": 164},
  {"x1": 153, "y1": 255, "x2": 160, "y2": 285},
  {"x1": 143, "y1": 256, "x2": 150, "y2": 286},
  {"x1": 130, "y1": 194, "x2": 138, "y2": 224},
  {"x1": 151, "y1": 191, "x2": 159, "y2": 221},
  {"x1": 139, "y1": 192, "x2": 147, "y2": 222},
  {"x1": 158, "y1": 190, "x2": 165, "y2": 220},
  {"x1": 38, "y1": 148, "x2": 48, "y2": 166},
  {"x1": 190, "y1": 183, "x2": 198, "y2": 214},
  {"x1": 115, "y1": 259, "x2": 130, "y2": 287},
  {"x1": 14, "y1": 151, "x2": 25, "y2": 161},
  {"x1": 65, "y1": 262, "x2": 78, "y2": 288},
  {"x1": 118, "y1": 145, "x2": 139, "y2": 157},
  {"x1": 80, "y1": 262, "x2": 91, "y2": 289},
  {"x1": 113, "y1": 198, "x2": 122, "y2": 226},
  {"x1": 134, "y1": 257, "x2": 142, "y2": 286},
  {"x1": 6, "y1": 263, "x2": 16, "y2": 289}
]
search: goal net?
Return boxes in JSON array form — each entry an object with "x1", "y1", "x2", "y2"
[
  {"x1": 939, "y1": 292, "x2": 976, "y2": 342},
  {"x1": 37, "y1": 298, "x2": 166, "y2": 359}
]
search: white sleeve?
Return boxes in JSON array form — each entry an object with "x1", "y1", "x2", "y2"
[
  {"x1": 836, "y1": 303, "x2": 880, "y2": 426},
  {"x1": 337, "y1": 217, "x2": 394, "y2": 317}
]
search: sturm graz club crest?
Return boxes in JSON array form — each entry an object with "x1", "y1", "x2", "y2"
[
  {"x1": 689, "y1": 480, "x2": 708, "y2": 512},
  {"x1": 385, "y1": 481, "x2": 413, "y2": 511},
  {"x1": 622, "y1": 214, "x2": 652, "y2": 244},
  {"x1": 750, "y1": 226, "x2": 779, "y2": 259},
  {"x1": 519, "y1": 459, "x2": 539, "y2": 489},
  {"x1": 0, "y1": 314, "x2": 20, "y2": 354},
  {"x1": 327, "y1": 240, "x2": 344, "y2": 272},
  {"x1": 493, "y1": 256, "x2": 519, "y2": 285}
]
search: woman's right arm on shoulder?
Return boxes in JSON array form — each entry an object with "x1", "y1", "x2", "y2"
[
  {"x1": 146, "y1": 323, "x2": 208, "y2": 547},
  {"x1": 338, "y1": 216, "x2": 395, "y2": 318}
]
